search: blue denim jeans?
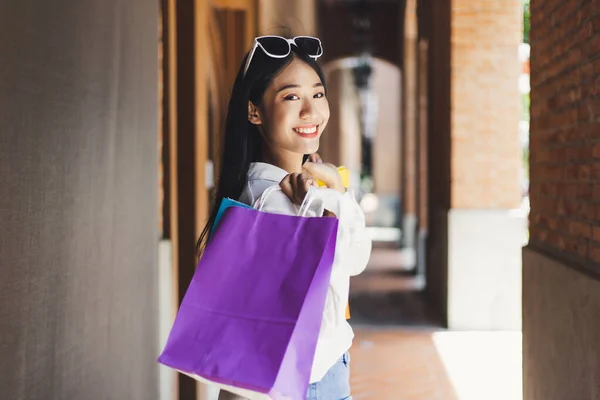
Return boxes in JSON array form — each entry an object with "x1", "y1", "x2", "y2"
[{"x1": 306, "y1": 352, "x2": 352, "y2": 400}]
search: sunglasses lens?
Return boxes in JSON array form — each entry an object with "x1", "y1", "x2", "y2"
[
  {"x1": 257, "y1": 37, "x2": 290, "y2": 56},
  {"x1": 294, "y1": 37, "x2": 323, "y2": 57}
]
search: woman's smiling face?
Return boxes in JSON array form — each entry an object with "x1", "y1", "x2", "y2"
[{"x1": 252, "y1": 57, "x2": 330, "y2": 157}]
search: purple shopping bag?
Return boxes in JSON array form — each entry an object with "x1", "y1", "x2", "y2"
[{"x1": 158, "y1": 203, "x2": 338, "y2": 399}]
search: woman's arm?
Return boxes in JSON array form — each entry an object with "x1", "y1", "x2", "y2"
[{"x1": 316, "y1": 189, "x2": 372, "y2": 276}]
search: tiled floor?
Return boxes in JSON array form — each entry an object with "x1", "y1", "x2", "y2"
[
  {"x1": 349, "y1": 329, "x2": 522, "y2": 400},
  {"x1": 346, "y1": 249, "x2": 522, "y2": 400},
  {"x1": 348, "y1": 290, "x2": 439, "y2": 327},
  {"x1": 348, "y1": 248, "x2": 439, "y2": 327}
]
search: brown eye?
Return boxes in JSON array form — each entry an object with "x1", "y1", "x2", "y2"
[
  {"x1": 284, "y1": 94, "x2": 299, "y2": 101},
  {"x1": 314, "y1": 92, "x2": 325, "y2": 99}
]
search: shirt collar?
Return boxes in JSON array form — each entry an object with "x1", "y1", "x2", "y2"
[{"x1": 248, "y1": 162, "x2": 288, "y2": 183}]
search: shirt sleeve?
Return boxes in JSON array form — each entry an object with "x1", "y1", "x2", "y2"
[{"x1": 315, "y1": 189, "x2": 372, "y2": 277}]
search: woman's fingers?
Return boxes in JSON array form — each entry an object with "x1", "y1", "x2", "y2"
[
  {"x1": 280, "y1": 173, "x2": 314, "y2": 206},
  {"x1": 279, "y1": 174, "x2": 294, "y2": 199},
  {"x1": 307, "y1": 153, "x2": 323, "y2": 164},
  {"x1": 297, "y1": 173, "x2": 314, "y2": 192}
]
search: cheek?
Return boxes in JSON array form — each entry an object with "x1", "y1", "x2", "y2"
[
  {"x1": 266, "y1": 104, "x2": 295, "y2": 138},
  {"x1": 273, "y1": 104, "x2": 297, "y2": 127},
  {"x1": 319, "y1": 101, "x2": 330, "y2": 129}
]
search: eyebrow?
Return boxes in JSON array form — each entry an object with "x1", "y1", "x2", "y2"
[{"x1": 276, "y1": 83, "x2": 324, "y2": 93}]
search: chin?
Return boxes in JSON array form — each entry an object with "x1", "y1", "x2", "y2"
[
  {"x1": 286, "y1": 137, "x2": 319, "y2": 155},
  {"x1": 299, "y1": 141, "x2": 320, "y2": 155}
]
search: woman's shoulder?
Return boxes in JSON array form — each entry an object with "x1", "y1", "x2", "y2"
[
  {"x1": 239, "y1": 179, "x2": 276, "y2": 206},
  {"x1": 242, "y1": 180, "x2": 300, "y2": 216},
  {"x1": 240, "y1": 162, "x2": 288, "y2": 206}
]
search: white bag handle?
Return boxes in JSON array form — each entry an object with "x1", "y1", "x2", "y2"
[
  {"x1": 252, "y1": 185, "x2": 280, "y2": 211},
  {"x1": 299, "y1": 186, "x2": 317, "y2": 217},
  {"x1": 253, "y1": 185, "x2": 317, "y2": 217}
]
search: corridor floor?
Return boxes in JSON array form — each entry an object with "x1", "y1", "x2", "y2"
[{"x1": 349, "y1": 329, "x2": 522, "y2": 400}]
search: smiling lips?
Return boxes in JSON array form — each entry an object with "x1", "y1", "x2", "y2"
[{"x1": 293, "y1": 124, "x2": 319, "y2": 138}]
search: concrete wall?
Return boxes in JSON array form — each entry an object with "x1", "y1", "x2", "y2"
[
  {"x1": 0, "y1": 1, "x2": 160, "y2": 399},
  {"x1": 448, "y1": 210, "x2": 526, "y2": 330},
  {"x1": 523, "y1": 249, "x2": 600, "y2": 400}
]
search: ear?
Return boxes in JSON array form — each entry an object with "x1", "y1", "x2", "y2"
[{"x1": 248, "y1": 101, "x2": 262, "y2": 125}]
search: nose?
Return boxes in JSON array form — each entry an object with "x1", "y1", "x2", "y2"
[{"x1": 300, "y1": 97, "x2": 319, "y2": 121}]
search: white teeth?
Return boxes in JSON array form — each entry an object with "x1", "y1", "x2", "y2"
[{"x1": 294, "y1": 126, "x2": 318, "y2": 134}]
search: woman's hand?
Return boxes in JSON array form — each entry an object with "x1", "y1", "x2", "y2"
[
  {"x1": 303, "y1": 161, "x2": 345, "y2": 193},
  {"x1": 306, "y1": 153, "x2": 323, "y2": 164},
  {"x1": 279, "y1": 172, "x2": 316, "y2": 206}
]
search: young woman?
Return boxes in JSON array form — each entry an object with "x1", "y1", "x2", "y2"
[{"x1": 197, "y1": 36, "x2": 372, "y2": 400}]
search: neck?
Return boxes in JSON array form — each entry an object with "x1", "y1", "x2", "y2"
[{"x1": 261, "y1": 147, "x2": 304, "y2": 174}]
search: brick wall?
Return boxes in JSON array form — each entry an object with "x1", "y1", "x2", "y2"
[
  {"x1": 451, "y1": 0, "x2": 523, "y2": 209},
  {"x1": 529, "y1": 0, "x2": 600, "y2": 273}
]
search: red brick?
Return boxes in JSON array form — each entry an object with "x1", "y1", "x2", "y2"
[
  {"x1": 593, "y1": 205, "x2": 600, "y2": 220},
  {"x1": 588, "y1": 244, "x2": 600, "y2": 264},
  {"x1": 592, "y1": 226, "x2": 600, "y2": 242},
  {"x1": 529, "y1": 0, "x2": 600, "y2": 271},
  {"x1": 590, "y1": 162, "x2": 600, "y2": 181},
  {"x1": 450, "y1": 0, "x2": 521, "y2": 209},
  {"x1": 578, "y1": 165, "x2": 591, "y2": 180},
  {"x1": 569, "y1": 220, "x2": 592, "y2": 238}
]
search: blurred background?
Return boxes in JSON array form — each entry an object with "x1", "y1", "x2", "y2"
[{"x1": 3, "y1": 0, "x2": 600, "y2": 399}]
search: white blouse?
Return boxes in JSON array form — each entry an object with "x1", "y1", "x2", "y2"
[{"x1": 239, "y1": 162, "x2": 372, "y2": 383}]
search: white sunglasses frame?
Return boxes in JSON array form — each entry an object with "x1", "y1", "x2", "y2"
[{"x1": 243, "y1": 35, "x2": 323, "y2": 77}]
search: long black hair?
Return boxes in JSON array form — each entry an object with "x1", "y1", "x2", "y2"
[{"x1": 195, "y1": 41, "x2": 327, "y2": 257}]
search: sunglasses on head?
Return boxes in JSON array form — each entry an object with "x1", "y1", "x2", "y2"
[{"x1": 243, "y1": 36, "x2": 324, "y2": 77}]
